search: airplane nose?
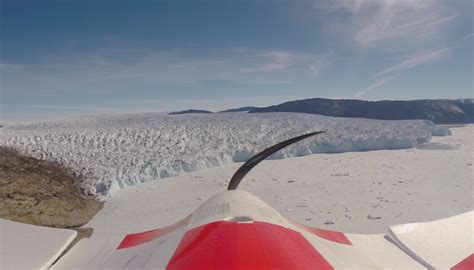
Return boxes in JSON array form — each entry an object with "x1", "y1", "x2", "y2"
[
  {"x1": 187, "y1": 190, "x2": 287, "y2": 230},
  {"x1": 225, "y1": 216, "x2": 254, "y2": 223}
]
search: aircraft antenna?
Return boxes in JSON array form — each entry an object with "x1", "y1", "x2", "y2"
[{"x1": 227, "y1": 131, "x2": 324, "y2": 190}]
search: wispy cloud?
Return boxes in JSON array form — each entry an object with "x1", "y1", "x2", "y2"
[
  {"x1": 317, "y1": 0, "x2": 457, "y2": 52},
  {"x1": 239, "y1": 51, "x2": 325, "y2": 75},
  {"x1": 355, "y1": 14, "x2": 456, "y2": 48},
  {"x1": 375, "y1": 48, "x2": 450, "y2": 78},
  {"x1": 141, "y1": 95, "x2": 301, "y2": 111},
  {"x1": 1, "y1": 104, "x2": 120, "y2": 111},
  {"x1": 360, "y1": 47, "x2": 451, "y2": 98},
  {"x1": 239, "y1": 63, "x2": 289, "y2": 73},
  {"x1": 2, "y1": 48, "x2": 327, "y2": 100},
  {"x1": 463, "y1": 33, "x2": 474, "y2": 40},
  {"x1": 313, "y1": 0, "x2": 467, "y2": 100},
  {"x1": 354, "y1": 74, "x2": 399, "y2": 98},
  {"x1": 353, "y1": 45, "x2": 454, "y2": 99}
]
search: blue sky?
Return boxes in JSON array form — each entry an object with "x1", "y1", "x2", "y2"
[{"x1": 1, "y1": 0, "x2": 473, "y2": 120}]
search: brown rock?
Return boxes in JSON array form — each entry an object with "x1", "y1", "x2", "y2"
[{"x1": 0, "y1": 147, "x2": 103, "y2": 228}]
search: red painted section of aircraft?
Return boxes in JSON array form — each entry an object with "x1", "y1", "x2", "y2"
[
  {"x1": 451, "y1": 254, "x2": 474, "y2": 270},
  {"x1": 165, "y1": 221, "x2": 334, "y2": 270},
  {"x1": 292, "y1": 222, "x2": 352, "y2": 245},
  {"x1": 117, "y1": 216, "x2": 190, "y2": 249}
]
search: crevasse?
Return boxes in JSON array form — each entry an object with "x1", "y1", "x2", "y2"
[{"x1": 0, "y1": 113, "x2": 450, "y2": 198}]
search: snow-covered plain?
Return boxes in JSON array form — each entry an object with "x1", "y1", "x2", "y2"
[{"x1": 0, "y1": 112, "x2": 450, "y2": 197}]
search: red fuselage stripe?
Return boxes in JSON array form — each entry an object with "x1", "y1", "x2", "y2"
[
  {"x1": 117, "y1": 216, "x2": 190, "y2": 249},
  {"x1": 166, "y1": 221, "x2": 334, "y2": 270},
  {"x1": 291, "y1": 221, "x2": 352, "y2": 245},
  {"x1": 451, "y1": 254, "x2": 474, "y2": 270}
]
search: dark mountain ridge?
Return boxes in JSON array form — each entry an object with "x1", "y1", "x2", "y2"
[
  {"x1": 249, "y1": 98, "x2": 474, "y2": 124},
  {"x1": 168, "y1": 109, "x2": 213, "y2": 115},
  {"x1": 219, "y1": 106, "x2": 260, "y2": 113}
]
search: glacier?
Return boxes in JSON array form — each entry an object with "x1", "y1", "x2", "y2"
[{"x1": 0, "y1": 112, "x2": 450, "y2": 198}]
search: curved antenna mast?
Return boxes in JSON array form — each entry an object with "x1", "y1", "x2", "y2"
[{"x1": 227, "y1": 131, "x2": 324, "y2": 190}]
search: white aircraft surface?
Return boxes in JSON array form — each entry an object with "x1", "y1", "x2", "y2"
[{"x1": 2, "y1": 132, "x2": 473, "y2": 269}]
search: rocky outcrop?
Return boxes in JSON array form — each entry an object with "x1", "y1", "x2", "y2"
[{"x1": 0, "y1": 147, "x2": 102, "y2": 228}]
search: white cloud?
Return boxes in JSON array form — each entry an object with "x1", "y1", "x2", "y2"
[
  {"x1": 239, "y1": 51, "x2": 325, "y2": 75},
  {"x1": 359, "y1": 47, "x2": 450, "y2": 99},
  {"x1": 463, "y1": 33, "x2": 474, "y2": 40},
  {"x1": 354, "y1": 74, "x2": 399, "y2": 98},
  {"x1": 353, "y1": 46, "x2": 451, "y2": 99},
  {"x1": 375, "y1": 48, "x2": 450, "y2": 77},
  {"x1": 141, "y1": 95, "x2": 301, "y2": 111},
  {"x1": 317, "y1": 0, "x2": 457, "y2": 51},
  {"x1": 1, "y1": 104, "x2": 120, "y2": 111},
  {"x1": 1, "y1": 48, "x2": 327, "y2": 100}
]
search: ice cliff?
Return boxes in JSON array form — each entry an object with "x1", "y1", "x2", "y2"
[{"x1": 0, "y1": 112, "x2": 450, "y2": 198}]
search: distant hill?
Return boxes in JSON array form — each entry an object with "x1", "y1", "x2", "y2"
[
  {"x1": 250, "y1": 98, "x2": 474, "y2": 124},
  {"x1": 220, "y1": 106, "x2": 260, "y2": 113},
  {"x1": 168, "y1": 109, "x2": 213, "y2": 115}
]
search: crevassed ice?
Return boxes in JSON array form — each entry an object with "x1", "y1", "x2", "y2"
[{"x1": 0, "y1": 113, "x2": 450, "y2": 198}]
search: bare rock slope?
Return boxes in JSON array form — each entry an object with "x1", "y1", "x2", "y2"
[{"x1": 0, "y1": 147, "x2": 102, "y2": 228}]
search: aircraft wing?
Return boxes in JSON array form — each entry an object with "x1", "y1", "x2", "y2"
[
  {"x1": 0, "y1": 218, "x2": 76, "y2": 270},
  {"x1": 50, "y1": 190, "x2": 473, "y2": 269}
]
